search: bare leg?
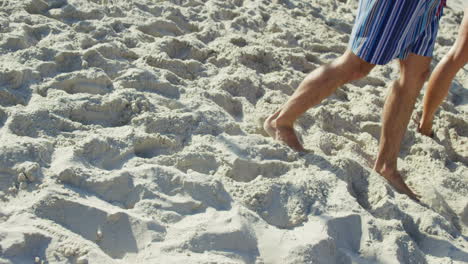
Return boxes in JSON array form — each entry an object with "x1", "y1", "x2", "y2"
[
  {"x1": 419, "y1": 8, "x2": 468, "y2": 136},
  {"x1": 374, "y1": 53, "x2": 432, "y2": 201},
  {"x1": 264, "y1": 50, "x2": 375, "y2": 151}
]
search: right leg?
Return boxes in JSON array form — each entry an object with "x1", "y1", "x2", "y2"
[
  {"x1": 374, "y1": 53, "x2": 432, "y2": 201},
  {"x1": 264, "y1": 50, "x2": 375, "y2": 151},
  {"x1": 419, "y1": 7, "x2": 468, "y2": 136}
]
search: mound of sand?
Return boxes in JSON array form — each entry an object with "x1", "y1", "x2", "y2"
[{"x1": 0, "y1": 0, "x2": 467, "y2": 263}]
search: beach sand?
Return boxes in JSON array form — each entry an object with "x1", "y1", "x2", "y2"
[
  {"x1": 0, "y1": 0, "x2": 467, "y2": 263},
  {"x1": 450, "y1": 0, "x2": 468, "y2": 12}
]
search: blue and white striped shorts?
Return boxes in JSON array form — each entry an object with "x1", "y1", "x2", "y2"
[{"x1": 349, "y1": 0, "x2": 446, "y2": 65}]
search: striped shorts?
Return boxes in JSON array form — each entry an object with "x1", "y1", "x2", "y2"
[{"x1": 349, "y1": 0, "x2": 446, "y2": 65}]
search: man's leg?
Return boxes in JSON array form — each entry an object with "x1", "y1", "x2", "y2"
[
  {"x1": 264, "y1": 50, "x2": 375, "y2": 151},
  {"x1": 419, "y1": 8, "x2": 468, "y2": 136},
  {"x1": 374, "y1": 53, "x2": 432, "y2": 201}
]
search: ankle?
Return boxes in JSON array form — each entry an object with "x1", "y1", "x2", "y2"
[
  {"x1": 374, "y1": 161, "x2": 397, "y2": 176},
  {"x1": 418, "y1": 117, "x2": 433, "y2": 136},
  {"x1": 274, "y1": 115, "x2": 294, "y2": 128},
  {"x1": 419, "y1": 126, "x2": 433, "y2": 137}
]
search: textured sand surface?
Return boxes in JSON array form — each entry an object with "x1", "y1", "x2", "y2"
[
  {"x1": 0, "y1": 0, "x2": 467, "y2": 263},
  {"x1": 450, "y1": 0, "x2": 468, "y2": 11}
]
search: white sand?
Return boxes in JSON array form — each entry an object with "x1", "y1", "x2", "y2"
[
  {"x1": 0, "y1": 0, "x2": 467, "y2": 263},
  {"x1": 449, "y1": 0, "x2": 468, "y2": 11}
]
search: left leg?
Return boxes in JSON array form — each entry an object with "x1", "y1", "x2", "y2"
[
  {"x1": 419, "y1": 7, "x2": 468, "y2": 136},
  {"x1": 374, "y1": 53, "x2": 432, "y2": 201}
]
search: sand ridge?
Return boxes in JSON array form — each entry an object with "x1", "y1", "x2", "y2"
[{"x1": 0, "y1": 0, "x2": 467, "y2": 263}]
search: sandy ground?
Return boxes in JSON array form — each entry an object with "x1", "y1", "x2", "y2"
[
  {"x1": 450, "y1": 0, "x2": 468, "y2": 11},
  {"x1": 0, "y1": 0, "x2": 467, "y2": 263}
]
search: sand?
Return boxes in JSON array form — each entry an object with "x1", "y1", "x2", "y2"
[
  {"x1": 0, "y1": 0, "x2": 467, "y2": 263},
  {"x1": 450, "y1": 0, "x2": 468, "y2": 12}
]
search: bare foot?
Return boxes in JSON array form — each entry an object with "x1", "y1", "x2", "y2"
[
  {"x1": 412, "y1": 116, "x2": 434, "y2": 138},
  {"x1": 418, "y1": 124, "x2": 434, "y2": 138},
  {"x1": 376, "y1": 167, "x2": 421, "y2": 202},
  {"x1": 275, "y1": 126, "x2": 306, "y2": 152},
  {"x1": 263, "y1": 114, "x2": 306, "y2": 152},
  {"x1": 263, "y1": 112, "x2": 279, "y2": 139}
]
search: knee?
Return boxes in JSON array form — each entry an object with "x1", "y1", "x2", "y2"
[
  {"x1": 340, "y1": 57, "x2": 374, "y2": 81},
  {"x1": 447, "y1": 48, "x2": 468, "y2": 67},
  {"x1": 409, "y1": 68, "x2": 430, "y2": 86},
  {"x1": 396, "y1": 67, "x2": 430, "y2": 94},
  {"x1": 350, "y1": 61, "x2": 374, "y2": 80},
  {"x1": 418, "y1": 68, "x2": 431, "y2": 84},
  {"x1": 334, "y1": 51, "x2": 374, "y2": 81}
]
